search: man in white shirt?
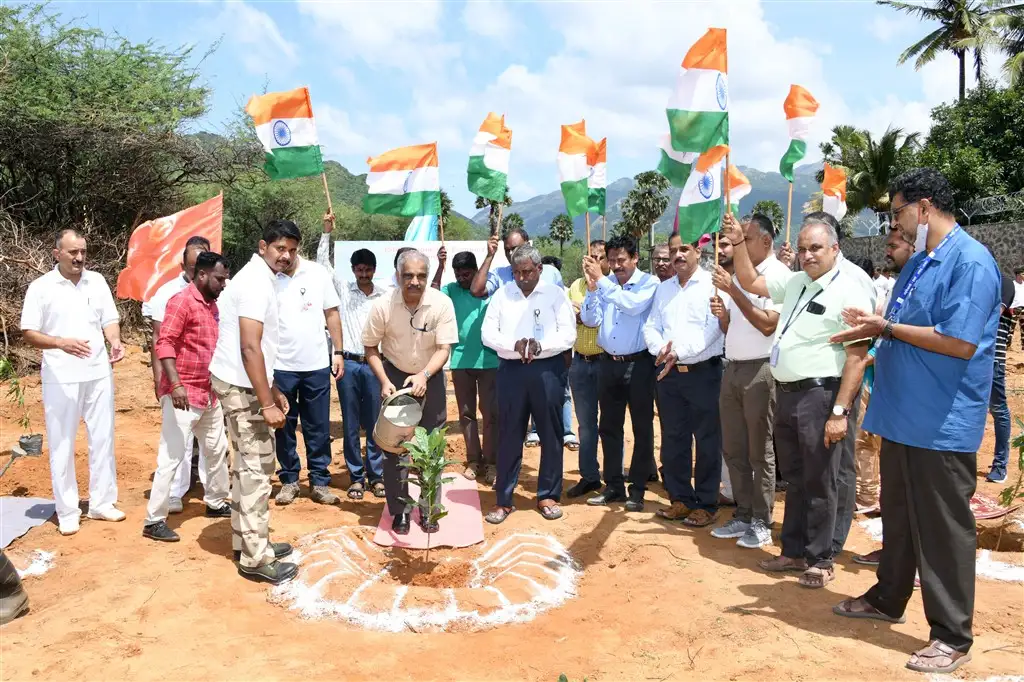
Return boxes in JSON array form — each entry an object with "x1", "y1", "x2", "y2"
[
  {"x1": 644, "y1": 234, "x2": 727, "y2": 529},
  {"x1": 482, "y1": 245, "x2": 576, "y2": 524},
  {"x1": 272, "y1": 245, "x2": 343, "y2": 507},
  {"x1": 317, "y1": 216, "x2": 387, "y2": 500},
  {"x1": 20, "y1": 229, "x2": 126, "y2": 535},
  {"x1": 708, "y1": 214, "x2": 787, "y2": 549},
  {"x1": 209, "y1": 220, "x2": 298, "y2": 585},
  {"x1": 871, "y1": 265, "x2": 893, "y2": 303},
  {"x1": 142, "y1": 235, "x2": 210, "y2": 513}
]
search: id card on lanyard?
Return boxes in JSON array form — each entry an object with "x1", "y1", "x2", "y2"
[{"x1": 770, "y1": 270, "x2": 841, "y2": 367}]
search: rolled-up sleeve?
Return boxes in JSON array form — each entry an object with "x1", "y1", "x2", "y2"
[
  {"x1": 361, "y1": 298, "x2": 388, "y2": 348},
  {"x1": 934, "y1": 260, "x2": 1000, "y2": 347}
]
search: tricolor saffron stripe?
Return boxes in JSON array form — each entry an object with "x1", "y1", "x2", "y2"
[
  {"x1": 245, "y1": 87, "x2": 324, "y2": 180},
  {"x1": 657, "y1": 134, "x2": 696, "y2": 187},
  {"x1": 727, "y1": 164, "x2": 751, "y2": 216},
  {"x1": 676, "y1": 157, "x2": 724, "y2": 245},
  {"x1": 779, "y1": 84, "x2": 819, "y2": 182},
  {"x1": 468, "y1": 112, "x2": 512, "y2": 202},
  {"x1": 821, "y1": 163, "x2": 848, "y2": 221},
  {"x1": 588, "y1": 138, "x2": 607, "y2": 216},
  {"x1": 666, "y1": 28, "x2": 729, "y2": 153},
  {"x1": 364, "y1": 143, "x2": 440, "y2": 217},
  {"x1": 558, "y1": 120, "x2": 594, "y2": 218}
]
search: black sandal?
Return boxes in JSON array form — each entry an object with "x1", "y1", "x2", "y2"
[
  {"x1": 347, "y1": 482, "x2": 364, "y2": 500},
  {"x1": 370, "y1": 481, "x2": 386, "y2": 498}
]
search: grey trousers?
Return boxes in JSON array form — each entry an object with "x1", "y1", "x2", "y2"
[
  {"x1": 451, "y1": 368, "x2": 497, "y2": 466},
  {"x1": 719, "y1": 358, "x2": 776, "y2": 524},
  {"x1": 864, "y1": 440, "x2": 976, "y2": 653}
]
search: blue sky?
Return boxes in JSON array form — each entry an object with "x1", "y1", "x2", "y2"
[{"x1": 58, "y1": 0, "x2": 978, "y2": 216}]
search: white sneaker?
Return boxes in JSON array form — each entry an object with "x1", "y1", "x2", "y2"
[
  {"x1": 87, "y1": 507, "x2": 126, "y2": 522},
  {"x1": 737, "y1": 519, "x2": 773, "y2": 549},
  {"x1": 168, "y1": 497, "x2": 184, "y2": 514},
  {"x1": 58, "y1": 515, "x2": 80, "y2": 536},
  {"x1": 711, "y1": 517, "x2": 750, "y2": 539}
]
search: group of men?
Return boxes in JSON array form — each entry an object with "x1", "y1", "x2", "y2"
[{"x1": 16, "y1": 166, "x2": 1016, "y2": 675}]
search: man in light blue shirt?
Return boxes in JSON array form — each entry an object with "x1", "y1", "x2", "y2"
[
  {"x1": 829, "y1": 168, "x2": 1000, "y2": 675},
  {"x1": 470, "y1": 227, "x2": 564, "y2": 298},
  {"x1": 580, "y1": 235, "x2": 658, "y2": 511}
]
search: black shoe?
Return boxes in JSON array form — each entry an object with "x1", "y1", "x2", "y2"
[
  {"x1": 586, "y1": 488, "x2": 627, "y2": 506},
  {"x1": 233, "y1": 541, "x2": 293, "y2": 563},
  {"x1": 205, "y1": 504, "x2": 231, "y2": 518},
  {"x1": 237, "y1": 560, "x2": 298, "y2": 585},
  {"x1": 625, "y1": 490, "x2": 645, "y2": 512},
  {"x1": 142, "y1": 521, "x2": 180, "y2": 542},
  {"x1": 566, "y1": 479, "x2": 602, "y2": 498},
  {"x1": 393, "y1": 512, "x2": 411, "y2": 535},
  {"x1": 648, "y1": 473, "x2": 659, "y2": 483}
]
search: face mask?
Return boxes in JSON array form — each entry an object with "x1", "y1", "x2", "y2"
[{"x1": 913, "y1": 205, "x2": 928, "y2": 253}]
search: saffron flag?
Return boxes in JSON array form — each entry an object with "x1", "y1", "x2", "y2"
[
  {"x1": 588, "y1": 138, "x2": 607, "y2": 215},
  {"x1": 666, "y1": 28, "x2": 729, "y2": 153},
  {"x1": 779, "y1": 84, "x2": 819, "y2": 182},
  {"x1": 675, "y1": 157, "x2": 724, "y2": 245},
  {"x1": 364, "y1": 143, "x2": 441, "y2": 217},
  {"x1": 557, "y1": 120, "x2": 595, "y2": 218},
  {"x1": 116, "y1": 194, "x2": 223, "y2": 302},
  {"x1": 821, "y1": 163, "x2": 848, "y2": 220},
  {"x1": 728, "y1": 164, "x2": 752, "y2": 216},
  {"x1": 246, "y1": 87, "x2": 324, "y2": 180},
  {"x1": 468, "y1": 113, "x2": 512, "y2": 202}
]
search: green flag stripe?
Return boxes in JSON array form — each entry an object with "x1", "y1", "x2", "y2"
[
  {"x1": 561, "y1": 179, "x2": 589, "y2": 218},
  {"x1": 666, "y1": 110, "x2": 729, "y2": 152},
  {"x1": 363, "y1": 191, "x2": 440, "y2": 217},
  {"x1": 588, "y1": 188, "x2": 606, "y2": 216},
  {"x1": 467, "y1": 155, "x2": 508, "y2": 202},
  {"x1": 657, "y1": 150, "x2": 692, "y2": 187},
  {"x1": 778, "y1": 139, "x2": 807, "y2": 183},
  {"x1": 676, "y1": 200, "x2": 722, "y2": 245},
  {"x1": 262, "y1": 146, "x2": 323, "y2": 180}
]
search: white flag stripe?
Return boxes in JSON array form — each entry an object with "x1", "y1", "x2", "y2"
[
  {"x1": 590, "y1": 161, "x2": 607, "y2": 190},
  {"x1": 786, "y1": 116, "x2": 813, "y2": 141},
  {"x1": 481, "y1": 145, "x2": 511, "y2": 174},
  {"x1": 731, "y1": 184, "x2": 751, "y2": 203},
  {"x1": 679, "y1": 160, "x2": 723, "y2": 206},
  {"x1": 823, "y1": 194, "x2": 848, "y2": 221},
  {"x1": 557, "y1": 151, "x2": 589, "y2": 183},
  {"x1": 254, "y1": 117, "x2": 319, "y2": 152},
  {"x1": 469, "y1": 130, "x2": 497, "y2": 157},
  {"x1": 659, "y1": 135, "x2": 699, "y2": 164},
  {"x1": 667, "y1": 68, "x2": 728, "y2": 113},
  {"x1": 366, "y1": 166, "x2": 441, "y2": 196}
]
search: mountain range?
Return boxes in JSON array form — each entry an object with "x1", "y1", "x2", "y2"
[{"x1": 471, "y1": 164, "x2": 823, "y2": 241}]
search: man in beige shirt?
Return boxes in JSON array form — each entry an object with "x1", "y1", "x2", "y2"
[{"x1": 363, "y1": 249, "x2": 458, "y2": 534}]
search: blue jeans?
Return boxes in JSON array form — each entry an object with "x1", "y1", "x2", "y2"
[
  {"x1": 274, "y1": 367, "x2": 333, "y2": 486},
  {"x1": 989, "y1": 360, "x2": 1010, "y2": 473},
  {"x1": 568, "y1": 354, "x2": 601, "y2": 483},
  {"x1": 338, "y1": 360, "x2": 384, "y2": 484}
]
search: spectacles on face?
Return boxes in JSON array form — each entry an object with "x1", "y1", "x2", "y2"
[
  {"x1": 886, "y1": 200, "x2": 917, "y2": 224},
  {"x1": 652, "y1": 256, "x2": 671, "y2": 264}
]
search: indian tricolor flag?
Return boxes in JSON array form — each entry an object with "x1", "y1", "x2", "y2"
[
  {"x1": 666, "y1": 28, "x2": 729, "y2": 153},
  {"x1": 588, "y1": 138, "x2": 607, "y2": 215},
  {"x1": 728, "y1": 164, "x2": 751, "y2": 216},
  {"x1": 468, "y1": 112, "x2": 512, "y2": 202},
  {"x1": 657, "y1": 134, "x2": 697, "y2": 187},
  {"x1": 675, "y1": 147, "x2": 728, "y2": 244},
  {"x1": 779, "y1": 84, "x2": 819, "y2": 182},
  {"x1": 821, "y1": 163, "x2": 848, "y2": 220},
  {"x1": 364, "y1": 143, "x2": 440, "y2": 217},
  {"x1": 245, "y1": 87, "x2": 324, "y2": 180},
  {"x1": 558, "y1": 120, "x2": 595, "y2": 218}
]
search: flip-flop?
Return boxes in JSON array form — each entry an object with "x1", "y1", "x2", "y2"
[
  {"x1": 832, "y1": 597, "x2": 906, "y2": 623},
  {"x1": 905, "y1": 641, "x2": 972, "y2": 674},
  {"x1": 485, "y1": 506, "x2": 515, "y2": 525},
  {"x1": 347, "y1": 483, "x2": 364, "y2": 500},
  {"x1": 538, "y1": 504, "x2": 563, "y2": 520},
  {"x1": 564, "y1": 440, "x2": 580, "y2": 452},
  {"x1": 370, "y1": 481, "x2": 386, "y2": 499}
]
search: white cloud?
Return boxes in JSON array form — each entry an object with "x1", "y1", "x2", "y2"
[
  {"x1": 215, "y1": 0, "x2": 298, "y2": 75},
  {"x1": 462, "y1": 0, "x2": 519, "y2": 45},
  {"x1": 868, "y1": 14, "x2": 904, "y2": 43}
]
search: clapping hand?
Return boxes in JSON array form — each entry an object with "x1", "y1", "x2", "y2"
[
  {"x1": 655, "y1": 341, "x2": 678, "y2": 381},
  {"x1": 829, "y1": 307, "x2": 885, "y2": 344},
  {"x1": 582, "y1": 256, "x2": 602, "y2": 288}
]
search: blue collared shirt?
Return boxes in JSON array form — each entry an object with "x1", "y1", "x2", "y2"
[
  {"x1": 580, "y1": 269, "x2": 658, "y2": 355},
  {"x1": 863, "y1": 228, "x2": 1001, "y2": 453},
  {"x1": 487, "y1": 263, "x2": 564, "y2": 295}
]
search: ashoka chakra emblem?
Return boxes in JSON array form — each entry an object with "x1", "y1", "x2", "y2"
[
  {"x1": 698, "y1": 171, "x2": 715, "y2": 199},
  {"x1": 273, "y1": 120, "x2": 292, "y2": 146},
  {"x1": 715, "y1": 73, "x2": 728, "y2": 111}
]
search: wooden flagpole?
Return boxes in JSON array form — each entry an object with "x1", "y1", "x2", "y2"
[
  {"x1": 785, "y1": 182, "x2": 793, "y2": 245},
  {"x1": 321, "y1": 172, "x2": 334, "y2": 215},
  {"x1": 585, "y1": 212, "x2": 591, "y2": 247},
  {"x1": 438, "y1": 208, "x2": 445, "y2": 243},
  {"x1": 602, "y1": 216, "x2": 607, "y2": 241},
  {"x1": 493, "y1": 203, "x2": 504, "y2": 237}
]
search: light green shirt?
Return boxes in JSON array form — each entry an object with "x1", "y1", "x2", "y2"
[
  {"x1": 766, "y1": 261, "x2": 874, "y2": 383},
  {"x1": 442, "y1": 282, "x2": 499, "y2": 370}
]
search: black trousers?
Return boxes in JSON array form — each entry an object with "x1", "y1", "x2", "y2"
[
  {"x1": 656, "y1": 360, "x2": 723, "y2": 511},
  {"x1": 598, "y1": 354, "x2": 656, "y2": 495},
  {"x1": 864, "y1": 440, "x2": 977, "y2": 653},
  {"x1": 381, "y1": 362, "x2": 447, "y2": 516},
  {"x1": 774, "y1": 382, "x2": 842, "y2": 568},
  {"x1": 832, "y1": 385, "x2": 862, "y2": 555},
  {"x1": 495, "y1": 355, "x2": 567, "y2": 508},
  {"x1": 451, "y1": 368, "x2": 497, "y2": 467}
]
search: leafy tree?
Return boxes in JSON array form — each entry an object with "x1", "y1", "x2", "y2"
[
  {"x1": 818, "y1": 125, "x2": 920, "y2": 215},
  {"x1": 474, "y1": 190, "x2": 513, "y2": 236},
  {"x1": 502, "y1": 212, "x2": 525, "y2": 236},
  {"x1": 995, "y1": 11, "x2": 1024, "y2": 86},
  {"x1": 751, "y1": 200, "x2": 785, "y2": 229},
  {"x1": 614, "y1": 171, "x2": 671, "y2": 241},
  {"x1": 548, "y1": 213, "x2": 575, "y2": 257}
]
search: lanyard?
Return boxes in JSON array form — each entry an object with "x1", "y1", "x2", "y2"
[
  {"x1": 778, "y1": 269, "x2": 841, "y2": 341},
  {"x1": 886, "y1": 225, "x2": 960, "y2": 323}
]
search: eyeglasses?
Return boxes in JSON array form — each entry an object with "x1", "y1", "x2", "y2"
[
  {"x1": 652, "y1": 257, "x2": 671, "y2": 263},
  {"x1": 409, "y1": 307, "x2": 431, "y2": 333},
  {"x1": 886, "y1": 200, "x2": 918, "y2": 224}
]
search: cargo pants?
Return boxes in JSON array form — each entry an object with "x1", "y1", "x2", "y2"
[{"x1": 212, "y1": 376, "x2": 276, "y2": 569}]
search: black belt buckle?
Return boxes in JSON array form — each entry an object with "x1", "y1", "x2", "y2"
[
  {"x1": 343, "y1": 352, "x2": 367, "y2": 364},
  {"x1": 607, "y1": 351, "x2": 643, "y2": 363},
  {"x1": 576, "y1": 352, "x2": 600, "y2": 363}
]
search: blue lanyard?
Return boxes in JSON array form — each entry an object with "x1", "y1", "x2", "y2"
[{"x1": 886, "y1": 225, "x2": 960, "y2": 323}]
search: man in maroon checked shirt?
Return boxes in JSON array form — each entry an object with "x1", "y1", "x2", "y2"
[{"x1": 143, "y1": 252, "x2": 233, "y2": 542}]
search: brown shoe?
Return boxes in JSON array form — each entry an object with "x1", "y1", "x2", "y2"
[
  {"x1": 759, "y1": 555, "x2": 809, "y2": 572},
  {"x1": 656, "y1": 502, "x2": 692, "y2": 521}
]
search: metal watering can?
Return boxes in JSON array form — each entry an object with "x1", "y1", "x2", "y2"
[
  {"x1": 373, "y1": 388, "x2": 424, "y2": 454},
  {"x1": 1, "y1": 435, "x2": 43, "y2": 478}
]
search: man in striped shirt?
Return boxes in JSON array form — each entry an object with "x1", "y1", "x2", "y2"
[{"x1": 986, "y1": 273, "x2": 1016, "y2": 483}]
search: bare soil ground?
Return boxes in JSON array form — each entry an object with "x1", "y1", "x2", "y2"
[{"x1": 1, "y1": 345, "x2": 1023, "y2": 681}]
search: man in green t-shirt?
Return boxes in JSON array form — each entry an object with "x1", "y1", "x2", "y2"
[{"x1": 440, "y1": 251, "x2": 500, "y2": 485}]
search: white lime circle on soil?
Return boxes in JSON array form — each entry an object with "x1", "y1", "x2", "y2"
[{"x1": 270, "y1": 527, "x2": 582, "y2": 632}]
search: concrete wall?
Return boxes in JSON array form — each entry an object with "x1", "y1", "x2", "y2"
[{"x1": 840, "y1": 222, "x2": 1024, "y2": 276}]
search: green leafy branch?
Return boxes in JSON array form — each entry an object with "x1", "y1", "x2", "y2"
[
  {"x1": 399, "y1": 426, "x2": 457, "y2": 561},
  {"x1": 996, "y1": 417, "x2": 1024, "y2": 551},
  {"x1": 0, "y1": 356, "x2": 30, "y2": 431}
]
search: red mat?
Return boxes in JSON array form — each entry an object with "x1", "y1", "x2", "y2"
[
  {"x1": 373, "y1": 473, "x2": 485, "y2": 549},
  {"x1": 971, "y1": 493, "x2": 1021, "y2": 520}
]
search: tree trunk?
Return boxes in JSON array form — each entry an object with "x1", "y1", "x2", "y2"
[
  {"x1": 958, "y1": 51, "x2": 966, "y2": 102},
  {"x1": 559, "y1": 240, "x2": 564, "y2": 258}
]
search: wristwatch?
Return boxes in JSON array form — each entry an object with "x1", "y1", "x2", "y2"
[
  {"x1": 333, "y1": 350, "x2": 344, "y2": 356},
  {"x1": 832, "y1": 405, "x2": 850, "y2": 417},
  {"x1": 423, "y1": 369, "x2": 432, "y2": 380}
]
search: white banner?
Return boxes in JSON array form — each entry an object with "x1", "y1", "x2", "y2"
[{"x1": 332, "y1": 240, "x2": 510, "y2": 288}]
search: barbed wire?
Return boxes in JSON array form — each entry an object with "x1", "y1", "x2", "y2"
[{"x1": 961, "y1": 190, "x2": 1024, "y2": 220}]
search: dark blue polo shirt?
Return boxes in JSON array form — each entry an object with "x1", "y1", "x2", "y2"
[{"x1": 863, "y1": 228, "x2": 1000, "y2": 453}]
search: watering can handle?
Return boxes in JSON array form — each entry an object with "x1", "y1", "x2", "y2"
[{"x1": 380, "y1": 386, "x2": 426, "y2": 409}]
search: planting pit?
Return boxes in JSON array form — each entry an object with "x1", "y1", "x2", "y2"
[{"x1": 269, "y1": 526, "x2": 581, "y2": 632}]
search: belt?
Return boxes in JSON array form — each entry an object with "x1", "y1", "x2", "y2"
[
  {"x1": 603, "y1": 351, "x2": 648, "y2": 363},
  {"x1": 776, "y1": 377, "x2": 840, "y2": 393},
  {"x1": 673, "y1": 356, "x2": 723, "y2": 373},
  {"x1": 725, "y1": 356, "x2": 770, "y2": 365},
  {"x1": 342, "y1": 352, "x2": 367, "y2": 363},
  {"x1": 575, "y1": 351, "x2": 602, "y2": 363}
]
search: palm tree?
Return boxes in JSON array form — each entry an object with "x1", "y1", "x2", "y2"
[
  {"x1": 548, "y1": 213, "x2": 574, "y2": 257},
  {"x1": 991, "y1": 9, "x2": 1024, "y2": 85},
  {"x1": 818, "y1": 125, "x2": 921, "y2": 216},
  {"x1": 501, "y1": 212, "x2": 525, "y2": 237},
  {"x1": 474, "y1": 191, "x2": 513, "y2": 236},
  {"x1": 876, "y1": 0, "x2": 1007, "y2": 100}
]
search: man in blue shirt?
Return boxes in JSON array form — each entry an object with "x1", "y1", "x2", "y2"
[
  {"x1": 470, "y1": 227, "x2": 564, "y2": 297},
  {"x1": 580, "y1": 235, "x2": 659, "y2": 511},
  {"x1": 830, "y1": 168, "x2": 1000, "y2": 676}
]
